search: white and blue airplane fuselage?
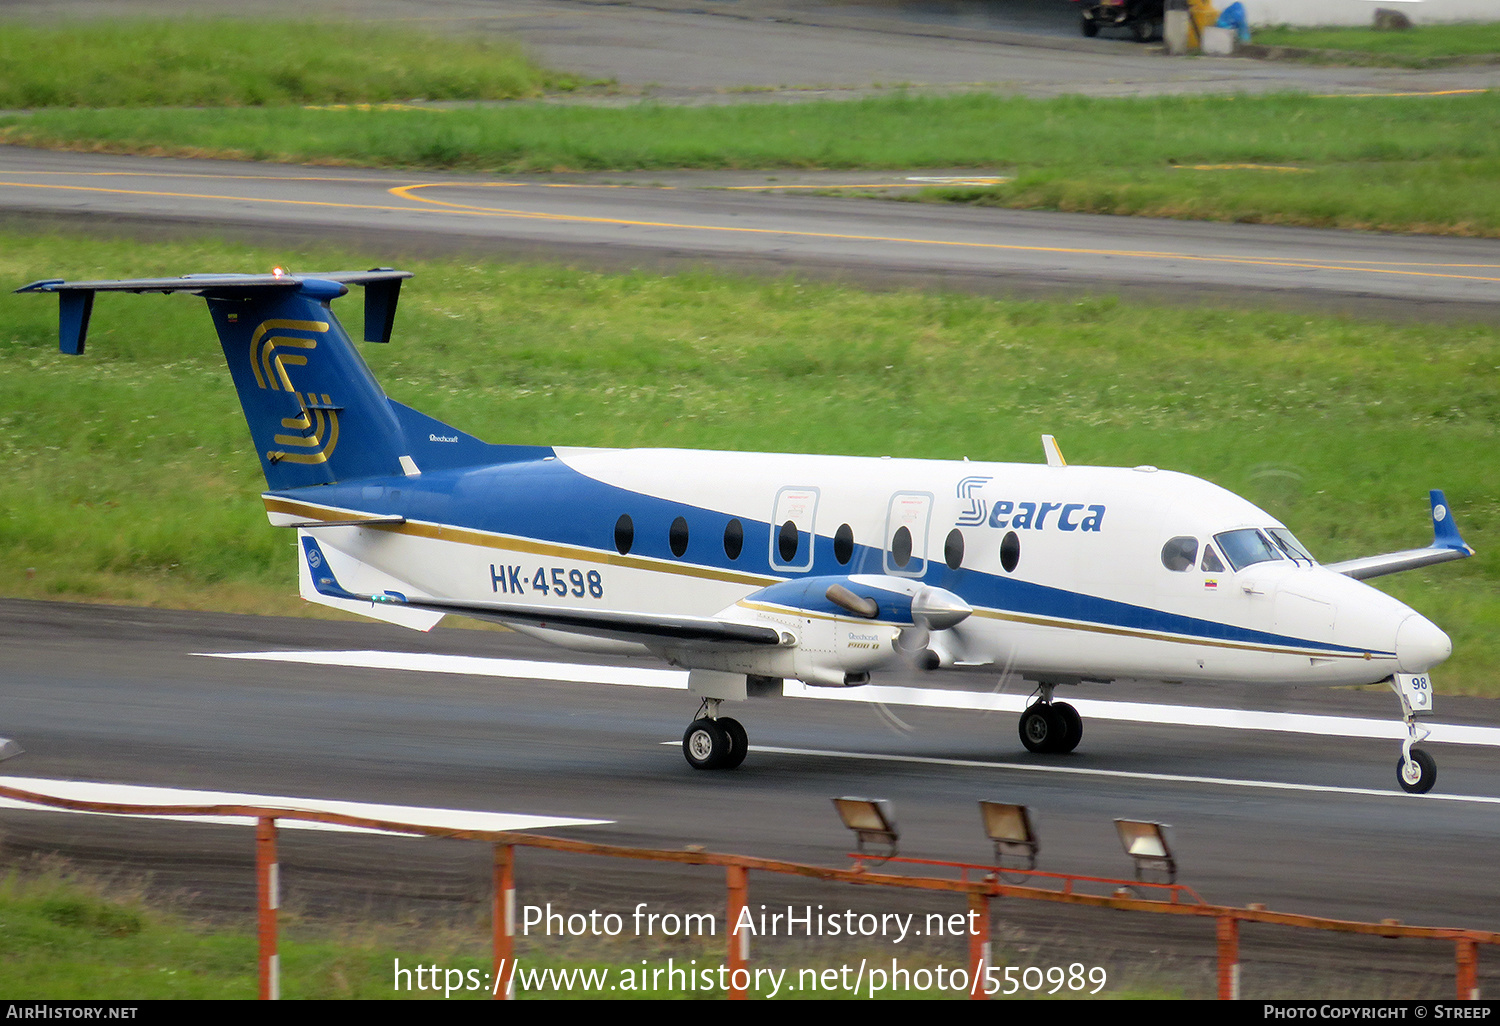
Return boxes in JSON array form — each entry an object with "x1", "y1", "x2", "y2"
[{"x1": 20, "y1": 269, "x2": 1472, "y2": 792}]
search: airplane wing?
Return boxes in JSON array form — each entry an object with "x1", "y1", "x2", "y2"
[
  {"x1": 299, "y1": 537, "x2": 788, "y2": 648},
  {"x1": 1325, "y1": 490, "x2": 1475, "y2": 580}
]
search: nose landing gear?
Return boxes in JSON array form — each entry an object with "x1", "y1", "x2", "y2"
[
  {"x1": 1391, "y1": 672, "x2": 1437, "y2": 794},
  {"x1": 1397, "y1": 748, "x2": 1437, "y2": 794}
]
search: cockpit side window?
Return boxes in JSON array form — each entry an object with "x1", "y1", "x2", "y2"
[
  {"x1": 1161, "y1": 536, "x2": 1199, "y2": 572},
  {"x1": 1200, "y1": 545, "x2": 1226, "y2": 573},
  {"x1": 1214, "y1": 528, "x2": 1283, "y2": 572}
]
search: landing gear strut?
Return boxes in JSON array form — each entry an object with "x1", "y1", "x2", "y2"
[
  {"x1": 682, "y1": 699, "x2": 747, "y2": 770},
  {"x1": 1391, "y1": 673, "x2": 1437, "y2": 794},
  {"x1": 1018, "y1": 685, "x2": 1083, "y2": 754}
]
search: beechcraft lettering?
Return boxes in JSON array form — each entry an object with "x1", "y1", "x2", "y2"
[
  {"x1": 21, "y1": 267, "x2": 1475, "y2": 794},
  {"x1": 987, "y1": 501, "x2": 1105, "y2": 532}
]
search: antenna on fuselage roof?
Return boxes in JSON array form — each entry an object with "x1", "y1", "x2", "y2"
[{"x1": 1041, "y1": 434, "x2": 1067, "y2": 468}]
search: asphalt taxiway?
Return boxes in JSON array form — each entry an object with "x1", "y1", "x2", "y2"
[{"x1": 5, "y1": 148, "x2": 1500, "y2": 321}]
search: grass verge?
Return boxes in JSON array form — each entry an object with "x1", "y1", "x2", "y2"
[
  {"x1": 5, "y1": 91, "x2": 1500, "y2": 235},
  {"x1": 1, "y1": 231, "x2": 1496, "y2": 693},
  {"x1": 0, "y1": 864, "x2": 736, "y2": 999},
  {"x1": 0, "y1": 19, "x2": 585, "y2": 107},
  {"x1": 1250, "y1": 22, "x2": 1500, "y2": 65}
]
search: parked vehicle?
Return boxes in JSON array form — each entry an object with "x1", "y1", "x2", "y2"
[{"x1": 1078, "y1": 0, "x2": 1165, "y2": 41}]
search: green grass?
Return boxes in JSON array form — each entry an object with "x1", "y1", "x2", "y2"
[
  {"x1": 0, "y1": 19, "x2": 585, "y2": 108},
  {"x1": 1252, "y1": 22, "x2": 1500, "y2": 64},
  {"x1": 6, "y1": 91, "x2": 1500, "y2": 235},
  {"x1": 1, "y1": 231, "x2": 1497, "y2": 692},
  {"x1": 0, "y1": 867, "x2": 465, "y2": 998},
  {"x1": 0, "y1": 867, "x2": 743, "y2": 999}
]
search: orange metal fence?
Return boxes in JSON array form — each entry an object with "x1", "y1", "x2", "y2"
[{"x1": 0, "y1": 782, "x2": 1494, "y2": 1000}]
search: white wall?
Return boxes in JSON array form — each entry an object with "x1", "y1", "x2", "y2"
[{"x1": 1241, "y1": 0, "x2": 1500, "y2": 26}]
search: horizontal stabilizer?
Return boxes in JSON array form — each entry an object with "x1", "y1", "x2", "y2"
[
  {"x1": 17, "y1": 269, "x2": 410, "y2": 353},
  {"x1": 1327, "y1": 490, "x2": 1475, "y2": 580},
  {"x1": 280, "y1": 516, "x2": 407, "y2": 529}
]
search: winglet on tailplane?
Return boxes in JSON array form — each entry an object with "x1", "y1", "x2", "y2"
[{"x1": 18, "y1": 269, "x2": 547, "y2": 490}]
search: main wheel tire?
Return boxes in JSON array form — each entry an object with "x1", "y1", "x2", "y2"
[
  {"x1": 683, "y1": 718, "x2": 730, "y2": 770},
  {"x1": 1052, "y1": 702, "x2": 1084, "y2": 753},
  {"x1": 1081, "y1": 16, "x2": 1099, "y2": 37},
  {"x1": 718, "y1": 717, "x2": 749, "y2": 770},
  {"x1": 1019, "y1": 703, "x2": 1064, "y2": 754},
  {"x1": 1397, "y1": 749, "x2": 1437, "y2": 794}
]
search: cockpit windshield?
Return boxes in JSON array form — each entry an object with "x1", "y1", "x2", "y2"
[
  {"x1": 1266, "y1": 528, "x2": 1316, "y2": 565},
  {"x1": 1213, "y1": 528, "x2": 1284, "y2": 572}
]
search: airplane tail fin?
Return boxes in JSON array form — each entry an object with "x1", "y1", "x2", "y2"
[{"x1": 19, "y1": 269, "x2": 527, "y2": 489}]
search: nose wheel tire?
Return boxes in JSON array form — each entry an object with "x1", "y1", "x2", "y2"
[
  {"x1": 684, "y1": 717, "x2": 746, "y2": 770},
  {"x1": 1397, "y1": 749, "x2": 1437, "y2": 794}
]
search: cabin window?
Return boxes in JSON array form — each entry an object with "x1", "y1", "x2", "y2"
[
  {"x1": 614, "y1": 514, "x2": 634, "y2": 555},
  {"x1": 1214, "y1": 528, "x2": 1283, "y2": 572},
  {"x1": 999, "y1": 531, "x2": 1020, "y2": 573},
  {"x1": 944, "y1": 528, "x2": 964, "y2": 570},
  {"x1": 723, "y1": 518, "x2": 744, "y2": 560},
  {"x1": 669, "y1": 516, "x2": 690, "y2": 557},
  {"x1": 891, "y1": 525, "x2": 913, "y2": 568},
  {"x1": 778, "y1": 520, "x2": 799, "y2": 563},
  {"x1": 1161, "y1": 536, "x2": 1199, "y2": 572},
  {"x1": 1201, "y1": 545, "x2": 1226, "y2": 573},
  {"x1": 833, "y1": 523, "x2": 854, "y2": 565}
]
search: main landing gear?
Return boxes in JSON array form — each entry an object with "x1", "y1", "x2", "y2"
[
  {"x1": 1018, "y1": 684, "x2": 1083, "y2": 754},
  {"x1": 682, "y1": 699, "x2": 748, "y2": 770}
]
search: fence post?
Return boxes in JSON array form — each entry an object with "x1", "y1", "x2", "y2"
[
  {"x1": 1457, "y1": 937, "x2": 1480, "y2": 1000},
  {"x1": 1216, "y1": 914, "x2": 1240, "y2": 1000},
  {"x1": 727, "y1": 864, "x2": 749, "y2": 999},
  {"x1": 493, "y1": 843, "x2": 515, "y2": 1000},
  {"x1": 256, "y1": 816, "x2": 279, "y2": 1000},
  {"x1": 968, "y1": 891, "x2": 990, "y2": 1000}
]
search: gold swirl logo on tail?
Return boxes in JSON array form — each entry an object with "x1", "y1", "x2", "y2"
[{"x1": 249, "y1": 319, "x2": 339, "y2": 465}]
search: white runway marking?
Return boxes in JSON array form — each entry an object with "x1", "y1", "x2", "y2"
[
  {"x1": 737, "y1": 746, "x2": 1500, "y2": 805},
  {"x1": 0, "y1": 776, "x2": 611, "y2": 836},
  {"x1": 201, "y1": 649, "x2": 1500, "y2": 749},
  {"x1": 203, "y1": 649, "x2": 686, "y2": 689}
]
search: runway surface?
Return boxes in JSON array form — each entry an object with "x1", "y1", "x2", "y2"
[
  {"x1": 6, "y1": 147, "x2": 1500, "y2": 320},
  {"x1": 1, "y1": 598, "x2": 1497, "y2": 995}
]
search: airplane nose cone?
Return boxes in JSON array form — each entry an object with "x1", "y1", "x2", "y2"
[{"x1": 1396, "y1": 614, "x2": 1451, "y2": 672}]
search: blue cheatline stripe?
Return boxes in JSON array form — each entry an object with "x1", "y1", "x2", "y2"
[{"x1": 273, "y1": 458, "x2": 1381, "y2": 658}]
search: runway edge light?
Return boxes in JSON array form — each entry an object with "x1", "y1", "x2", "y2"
[
  {"x1": 979, "y1": 800, "x2": 1038, "y2": 871},
  {"x1": 832, "y1": 796, "x2": 898, "y2": 863},
  {"x1": 1115, "y1": 819, "x2": 1176, "y2": 884}
]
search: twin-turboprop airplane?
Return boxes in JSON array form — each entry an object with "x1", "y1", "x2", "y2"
[{"x1": 21, "y1": 269, "x2": 1475, "y2": 793}]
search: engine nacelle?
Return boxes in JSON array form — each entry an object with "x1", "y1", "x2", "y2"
[{"x1": 702, "y1": 574, "x2": 972, "y2": 687}]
